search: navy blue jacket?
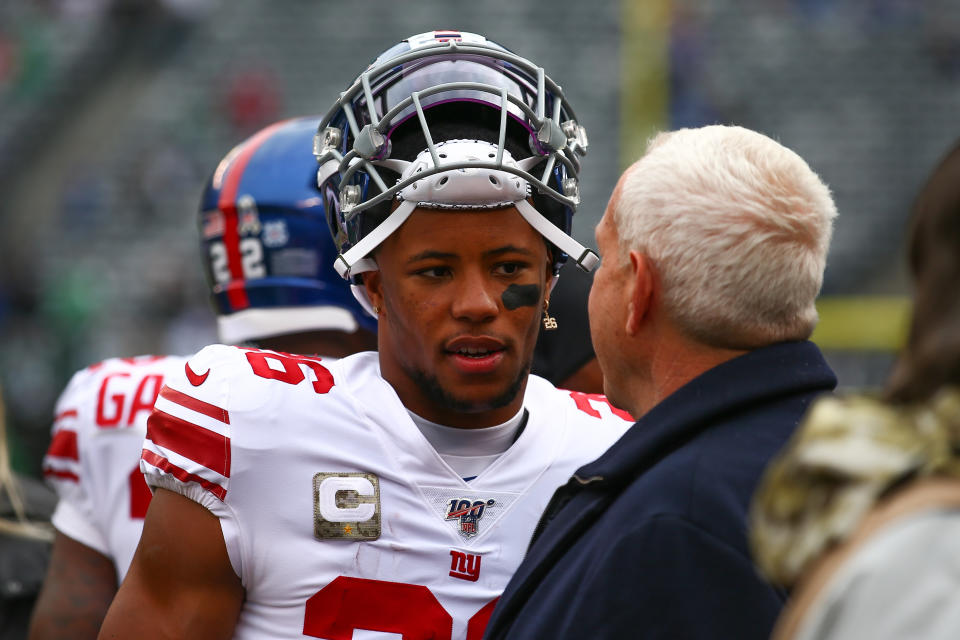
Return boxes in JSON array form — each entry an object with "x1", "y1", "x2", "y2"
[{"x1": 484, "y1": 341, "x2": 836, "y2": 640}]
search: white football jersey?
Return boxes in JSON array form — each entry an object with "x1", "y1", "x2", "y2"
[
  {"x1": 42, "y1": 354, "x2": 189, "y2": 584},
  {"x1": 142, "y1": 345, "x2": 632, "y2": 639}
]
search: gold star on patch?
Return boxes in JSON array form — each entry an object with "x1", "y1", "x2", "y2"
[{"x1": 343, "y1": 524, "x2": 353, "y2": 535}]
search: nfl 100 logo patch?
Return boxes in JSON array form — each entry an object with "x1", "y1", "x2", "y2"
[
  {"x1": 445, "y1": 498, "x2": 496, "y2": 538},
  {"x1": 421, "y1": 487, "x2": 520, "y2": 543}
]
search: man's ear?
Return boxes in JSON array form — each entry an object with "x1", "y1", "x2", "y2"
[
  {"x1": 545, "y1": 253, "x2": 558, "y2": 298},
  {"x1": 626, "y1": 251, "x2": 654, "y2": 335},
  {"x1": 363, "y1": 270, "x2": 384, "y2": 313}
]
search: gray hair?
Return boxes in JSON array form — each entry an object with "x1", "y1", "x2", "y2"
[{"x1": 614, "y1": 125, "x2": 837, "y2": 349}]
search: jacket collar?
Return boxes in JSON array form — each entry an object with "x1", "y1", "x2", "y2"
[{"x1": 577, "y1": 340, "x2": 836, "y2": 489}]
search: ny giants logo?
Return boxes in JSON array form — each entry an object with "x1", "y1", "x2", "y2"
[
  {"x1": 445, "y1": 498, "x2": 495, "y2": 538},
  {"x1": 449, "y1": 550, "x2": 482, "y2": 582}
]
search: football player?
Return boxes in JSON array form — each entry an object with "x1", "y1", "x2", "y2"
[
  {"x1": 31, "y1": 116, "x2": 376, "y2": 639},
  {"x1": 100, "y1": 30, "x2": 632, "y2": 639}
]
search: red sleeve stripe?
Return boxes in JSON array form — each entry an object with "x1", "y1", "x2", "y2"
[
  {"x1": 54, "y1": 409, "x2": 78, "y2": 422},
  {"x1": 146, "y1": 409, "x2": 231, "y2": 478},
  {"x1": 159, "y1": 386, "x2": 230, "y2": 425},
  {"x1": 46, "y1": 430, "x2": 79, "y2": 461},
  {"x1": 43, "y1": 468, "x2": 80, "y2": 483},
  {"x1": 141, "y1": 449, "x2": 227, "y2": 501}
]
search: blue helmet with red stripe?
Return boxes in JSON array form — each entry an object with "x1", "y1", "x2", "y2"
[{"x1": 199, "y1": 116, "x2": 377, "y2": 343}]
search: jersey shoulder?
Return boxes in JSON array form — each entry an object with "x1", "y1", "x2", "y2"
[
  {"x1": 52, "y1": 355, "x2": 187, "y2": 425},
  {"x1": 525, "y1": 376, "x2": 633, "y2": 461},
  {"x1": 525, "y1": 374, "x2": 634, "y2": 429},
  {"x1": 155, "y1": 343, "x2": 352, "y2": 413},
  {"x1": 142, "y1": 344, "x2": 353, "y2": 503},
  {"x1": 516, "y1": 377, "x2": 633, "y2": 487},
  {"x1": 44, "y1": 355, "x2": 187, "y2": 472}
]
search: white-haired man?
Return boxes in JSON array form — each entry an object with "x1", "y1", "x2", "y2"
[{"x1": 484, "y1": 125, "x2": 839, "y2": 640}]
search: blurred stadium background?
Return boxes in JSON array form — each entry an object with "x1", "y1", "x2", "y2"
[{"x1": 1, "y1": 0, "x2": 956, "y2": 475}]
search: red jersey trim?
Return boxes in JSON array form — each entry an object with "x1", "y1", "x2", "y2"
[
  {"x1": 141, "y1": 449, "x2": 227, "y2": 501},
  {"x1": 43, "y1": 468, "x2": 80, "y2": 483},
  {"x1": 54, "y1": 409, "x2": 78, "y2": 422},
  {"x1": 159, "y1": 386, "x2": 230, "y2": 424},
  {"x1": 146, "y1": 410, "x2": 231, "y2": 478},
  {"x1": 46, "y1": 430, "x2": 79, "y2": 461}
]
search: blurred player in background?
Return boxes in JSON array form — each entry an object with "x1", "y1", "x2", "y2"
[
  {"x1": 30, "y1": 116, "x2": 376, "y2": 640},
  {"x1": 99, "y1": 30, "x2": 632, "y2": 639}
]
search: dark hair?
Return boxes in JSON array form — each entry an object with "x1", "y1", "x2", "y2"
[{"x1": 885, "y1": 140, "x2": 960, "y2": 404}]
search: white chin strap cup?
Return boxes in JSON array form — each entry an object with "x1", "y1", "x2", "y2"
[
  {"x1": 349, "y1": 283, "x2": 378, "y2": 318},
  {"x1": 333, "y1": 139, "x2": 598, "y2": 281}
]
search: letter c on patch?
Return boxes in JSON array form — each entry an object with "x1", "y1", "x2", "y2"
[{"x1": 317, "y1": 475, "x2": 376, "y2": 522}]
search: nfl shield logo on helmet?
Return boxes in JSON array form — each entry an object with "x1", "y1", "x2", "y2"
[
  {"x1": 237, "y1": 195, "x2": 262, "y2": 236},
  {"x1": 445, "y1": 498, "x2": 495, "y2": 538}
]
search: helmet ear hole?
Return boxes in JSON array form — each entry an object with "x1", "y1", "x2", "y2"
[{"x1": 489, "y1": 175, "x2": 499, "y2": 186}]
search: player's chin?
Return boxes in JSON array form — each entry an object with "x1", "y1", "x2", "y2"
[
  {"x1": 442, "y1": 369, "x2": 528, "y2": 413},
  {"x1": 444, "y1": 385, "x2": 523, "y2": 414}
]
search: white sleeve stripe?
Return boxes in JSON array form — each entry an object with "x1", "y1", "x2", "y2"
[
  {"x1": 53, "y1": 408, "x2": 79, "y2": 423},
  {"x1": 141, "y1": 442, "x2": 228, "y2": 488},
  {"x1": 154, "y1": 395, "x2": 230, "y2": 438},
  {"x1": 42, "y1": 458, "x2": 82, "y2": 477}
]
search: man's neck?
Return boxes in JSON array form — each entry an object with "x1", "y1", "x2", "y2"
[{"x1": 628, "y1": 324, "x2": 748, "y2": 418}]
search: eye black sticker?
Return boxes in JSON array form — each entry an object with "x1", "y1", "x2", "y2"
[{"x1": 501, "y1": 284, "x2": 540, "y2": 310}]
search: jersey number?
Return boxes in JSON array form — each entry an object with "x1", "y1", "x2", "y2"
[
  {"x1": 303, "y1": 577, "x2": 497, "y2": 640},
  {"x1": 209, "y1": 238, "x2": 265, "y2": 284},
  {"x1": 569, "y1": 391, "x2": 633, "y2": 421},
  {"x1": 244, "y1": 350, "x2": 334, "y2": 394}
]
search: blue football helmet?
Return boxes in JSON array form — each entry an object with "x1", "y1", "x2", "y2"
[
  {"x1": 199, "y1": 116, "x2": 377, "y2": 343},
  {"x1": 314, "y1": 30, "x2": 596, "y2": 301}
]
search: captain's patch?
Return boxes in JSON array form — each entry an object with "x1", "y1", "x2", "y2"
[{"x1": 313, "y1": 472, "x2": 381, "y2": 540}]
